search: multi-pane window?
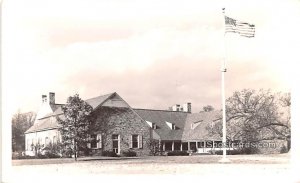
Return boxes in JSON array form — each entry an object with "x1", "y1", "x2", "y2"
[
  {"x1": 112, "y1": 134, "x2": 119, "y2": 154},
  {"x1": 88, "y1": 134, "x2": 102, "y2": 149},
  {"x1": 91, "y1": 134, "x2": 97, "y2": 148},
  {"x1": 132, "y1": 135, "x2": 138, "y2": 148}
]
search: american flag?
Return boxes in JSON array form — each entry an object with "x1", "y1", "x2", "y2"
[{"x1": 225, "y1": 16, "x2": 255, "y2": 38}]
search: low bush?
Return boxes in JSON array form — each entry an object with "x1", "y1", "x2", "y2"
[
  {"x1": 102, "y1": 150, "x2": 119, "y2": 157},
  {"x1": 167, "y1": 150, "x2": 189, "y2": 156},
  {"x1": 13, "y1": 155, "x2": 37, "y2": 160},
  {"x1": 61, "y1": 148, "x2": 73, "y2": 158},
  {"x1": 122, "y1": 150, "x2": 137, "y2": 157},
  {"x1": 280, "y1": 146, "x2": 288, "y2": 153},
  {"x1": 213, "y1": 148, "x2": 258, "y2": 155}
]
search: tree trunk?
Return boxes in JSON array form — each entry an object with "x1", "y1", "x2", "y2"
[{"x1": 74, "y1": 140, "x2": 77, "y2": 161}]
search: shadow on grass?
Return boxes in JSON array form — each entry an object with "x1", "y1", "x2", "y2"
[{"x1": 80, "y1": 157, "x2": 142, "y2": 161}]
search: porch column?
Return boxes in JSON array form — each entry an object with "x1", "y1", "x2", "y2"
[
  {"x1": 163, "y1": 142, "x2": 165, "y2": 151},
  {"x1": 188, "y1": 141, "x2": 190, "y2": 151},
  {"x1": 159, "y1": 140, "x2": 162, "y2": 154},
  {"x1": 196, "y1": 141, "x2": 198, "y2": 153},
  {"x1": 180, "y1": 143, "x2": 183, "y2": 151},
  {"x1": 172, "y1": 141, "x2": 174, "y2": 151}
]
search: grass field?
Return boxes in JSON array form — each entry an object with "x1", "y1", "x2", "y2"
[{"x1": 9, "y1": 153, "x2": 297, "y2": 183}]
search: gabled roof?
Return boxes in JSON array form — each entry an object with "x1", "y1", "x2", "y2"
[
  {"x1": 50, "y1": 104, "x2": 63, "y2": 112},
  {"x1": 25, "y1": 93, "x2": 116, "y2": 133},
  {"x1": 133, "y1": 109, "x2": 188, "y2": 141},
  {"x1": 134, "y1": 109, "x2": 222, "y2": 141},
  {"x1": 25, "y1": 92, "x2": 222, "y2": 142},
  {"x1": 182, "y1": 110, "x2": 222, "y2": 141},
  {"x1": 42, "y1": 92, "x2": 116, "y2": 118},
  {"x1": 85, "y1": 92, "x2": 115, "y2": 109},
  {"x1": 25, "y1": 116, "x2": 62, "y2": 133}
]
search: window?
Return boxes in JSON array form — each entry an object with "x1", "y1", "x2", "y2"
[
  {"x1": 53, "y1": 136, "x2": 57, "y2": 144},
  {"x1": 45, "y1": 137, "x2": 49, "y2": 145},
  {"x1": 112, "y1": 134, "x2": 119, "y2": 154},
  {"x1": 172, "y1": 124, "x2": 176, "y2": 130},
  {"x1": 31, "y1": 139, "x2": 34, "y2": 151},
  {"x1": 27, "y1": 139, "x2": 30, "y2": 151},
  {"x1": 152, "y1": 123, "x2": 157, "y2": 129},
  {"x1": 91, "y1": 134, "x2": 97, "y2": 148},
  {"x1": 132, "y1": 135, "x2": 138, "y2": 148},
  {"x1": 166, "y1": 121, "x2": 177, "y2": 130},
  {"x1": 97, "y1": 134, "x2": 102, "y2": 148}
]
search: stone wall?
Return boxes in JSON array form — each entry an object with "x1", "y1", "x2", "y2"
[{"x1": 92, "y1": 106, "x2": 152, "y2": 156}]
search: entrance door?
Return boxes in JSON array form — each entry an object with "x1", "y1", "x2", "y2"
[{"x1": 112, "y1": 134, "x2": 120, "y2": 154}]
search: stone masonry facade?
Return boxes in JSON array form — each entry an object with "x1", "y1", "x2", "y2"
[{"x1": 90, "y1": 106, "x2": 152, "y2": 156}]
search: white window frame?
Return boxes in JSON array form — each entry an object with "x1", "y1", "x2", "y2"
[
  {"x1": 87, "y1": 134, "x2": 91, "y2": 148},
  {"x1": 90, "y1": 134, "x2": 97, "y2": 149},
  {"x1": 138, "y1": 135, "x2": 143, "y2": 149},
  {"x1": 27, "y1": 139, "x2": 30, "y2": 151},
  {"x1": 97, "y1": 134, "x2": 102, "y2": 148},
  {"x1": 112, "y1": 134, "x2": 120, "y2": 154},
  {"x1": 88, "y1": 134, "x2": 102, "y2": 149}
]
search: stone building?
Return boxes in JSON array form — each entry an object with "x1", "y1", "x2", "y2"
[{"x1": 25, "y1": 92, "x2": 224, "y2": 156}]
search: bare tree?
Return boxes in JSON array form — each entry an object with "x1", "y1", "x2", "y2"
[
  {"x1": 207, "y1": 89, "x2": 290, "y2": 147},
  {"x1": 202, "y1": 105, "x2": 214, "y2": 112},
  {"x1": 12, "y1": 111, "x2": 36, "y2": 152}
]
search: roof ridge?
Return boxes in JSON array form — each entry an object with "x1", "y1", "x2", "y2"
[
  {"x1": 84, "y1": 92, "x2": 115, "y2": 101},
  {"x1": 133, "y1": 108, "x2": 190, "y2": 113}
]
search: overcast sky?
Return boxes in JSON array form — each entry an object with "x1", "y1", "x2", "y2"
[{"x1": 2, "y1": 0, "x2": 300, "y2": 114}]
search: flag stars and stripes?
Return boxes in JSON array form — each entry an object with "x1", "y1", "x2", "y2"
[{"x1": 225, "y1": 16, "x2": 255, "y2": 38}]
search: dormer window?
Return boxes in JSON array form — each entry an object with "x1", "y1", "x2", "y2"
[
  {"x1": 146, "y1": 121, "x2": 158, "y2": 129},
  {"x1": 166, "y1": 121, "x2": 177, "y2": 130},
  {"x1": 152, "y1": 123, "x2": 157, "y2": 129},
  {"x1": 191, "y1": 120, "x2": 203, "y2": 130},
  {"x1": 172, "y1": 124, "x2": 176, "y2": 130}
]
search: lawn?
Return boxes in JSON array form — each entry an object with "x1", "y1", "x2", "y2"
[
  {"x1": 12, "y1": 153, "x2": 289, "y2": 166},
  {"x1": 9, "y1": 153, "x2": 294, "y2": 183}
]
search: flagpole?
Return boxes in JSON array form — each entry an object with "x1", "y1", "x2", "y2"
[{"x1": 219, "y1": 7, "x2": 230, "y2": 163}]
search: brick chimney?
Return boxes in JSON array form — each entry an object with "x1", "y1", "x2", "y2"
[
  {"x1": 187, "y1": 102, "x2": 191, "y2": 113},
  {"x1": 42, "y1": 95, "x2": 47, "y2": 103},
  {"x1": 49, "y1": 92, "x2": 55, "y2": 104}
]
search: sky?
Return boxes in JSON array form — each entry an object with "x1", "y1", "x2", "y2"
[{"x1": 2, "y1": 0, "x2": 300, "y2": 115}]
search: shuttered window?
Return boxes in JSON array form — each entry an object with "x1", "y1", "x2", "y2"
[
  {"x1": 138, "y1": 135, "x2": 143, "y2": 149},
  {"x1": 97, "y1": 134, "x2": 102, "y2": 148},
  {"x1": 132, "y1": 135, "x2": 138, "y2": 148},
  {"x1": 91, "y1": 134, "x2": 97, "y2": 148}
]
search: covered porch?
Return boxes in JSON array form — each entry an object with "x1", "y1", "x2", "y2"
[{"x1": 161, "y1": 140, "x2": 228, "y2": 154}]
